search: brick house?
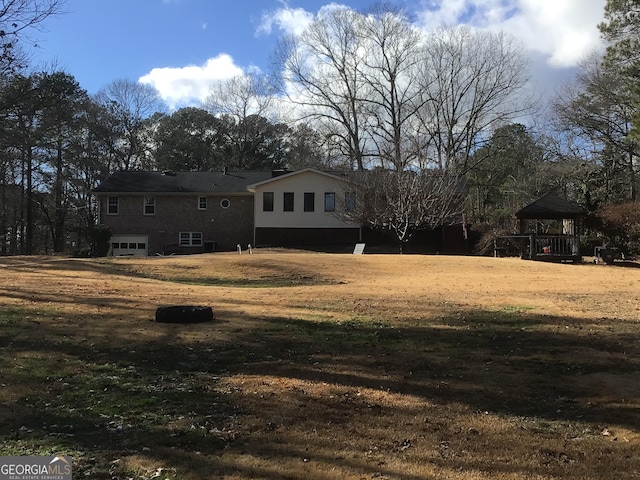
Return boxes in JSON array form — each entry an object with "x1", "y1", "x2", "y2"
[{"x1": 93, "y1": 170, "x2": 272, "y2": 256}]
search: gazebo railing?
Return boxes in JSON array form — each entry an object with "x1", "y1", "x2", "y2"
[
  {"x1": 529, "y1": 234, "x2": 579, "y2": 257},
  {"x1": 495, "y1": 233, "x2": 582, "y2": 260}
]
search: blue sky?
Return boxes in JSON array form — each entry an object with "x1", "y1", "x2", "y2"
[{"x1": 30, "y1": 0, "x2": 607, "y2": 109}]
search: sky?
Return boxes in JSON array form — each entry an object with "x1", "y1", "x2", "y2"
[{"x1": 28, "y1": 0, "x2": 607, "y2": 110}]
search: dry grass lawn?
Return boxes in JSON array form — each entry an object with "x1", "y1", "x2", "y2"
[{"x1": 0, "y1": 251, "x2": 639, "y2": 479}]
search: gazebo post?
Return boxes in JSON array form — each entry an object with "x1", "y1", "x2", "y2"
[
  {"x1": 573, "y1": 217, "x2": 581, "y2": 256},
  {"x1": 518, "y1": 217, "x2": 527, "y2": 259}
]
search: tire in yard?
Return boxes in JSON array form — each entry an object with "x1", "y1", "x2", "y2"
[{"x1": 155, "y1": 305, "x2": 214, "y2": 323}]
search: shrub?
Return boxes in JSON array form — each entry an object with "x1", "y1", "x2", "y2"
[
  {"x1": 594, "y1": 202, "x2": 640, "y2": 257},
  {"x1": 88, "y1": 224, "x2": 112, "y2": 257}
]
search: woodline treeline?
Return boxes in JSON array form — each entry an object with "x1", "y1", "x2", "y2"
[{"x1": 1, "y1": 1, "x2": 638, "y2": 256}]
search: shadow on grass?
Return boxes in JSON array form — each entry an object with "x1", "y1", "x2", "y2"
[
  {"x1": 0, "y1": 256, "x2": 338, "y2": 288},
  {"x1": 1, "y1": 301, "x2": 639, "y2": 479}
]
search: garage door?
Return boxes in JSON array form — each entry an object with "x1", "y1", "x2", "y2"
[{"x1": 110, "y1": 235, "x2": 148, "y2": 257}]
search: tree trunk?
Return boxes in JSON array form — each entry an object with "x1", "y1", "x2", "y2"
[
  {"x1": 25, "y1": 147, "x2": 33, "y2": 255},
  {"x1": 53, "y1": 136, "x2": 65, "y2": 252},
  {"x1": 0, "y1": 165, "x2": 6, "y2": 255}
]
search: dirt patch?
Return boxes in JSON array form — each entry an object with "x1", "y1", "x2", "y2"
[{"x1": 1, "y1": 252, "x2": 639, "y2": 479}]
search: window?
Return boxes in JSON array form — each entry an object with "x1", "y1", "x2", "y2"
[
  {"x1": 304, "y1": 192, "x2": 315, "y2": 212},
  {"x1": 283, "y1": 192, "x2": 294, "y2": 212},
  {"x1": 198, "y1": 196, "x2": 207, "y2": 210},
  {"x1": 220, "y1": 198, "x2": 230, "y2": 209},
  {"x1": 263, "y1": 192, "x2": 274, "y2": 212},
  {"x1": 107, "y1": 196, "x2": 119, "y2": 215},
  {"x1": 179, "y1": 232, "x2": 203, "y2": 246},
  {"x1": 144, "y1": 196, "x2": 155, "y2": 215},
  {"x1": 324, "y1": 192, "x2": 336, "y2": 212},
  {"x1": 345, "y1": 191, "x2": 356, "y2": 211}
]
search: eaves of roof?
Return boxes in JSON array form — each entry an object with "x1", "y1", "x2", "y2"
[
  {"x1": 515, "y1": 192, "x2": 586, "y2": 219},
  {"x1": 93, "y1": 170, "x2": 273, "y2": 194}
]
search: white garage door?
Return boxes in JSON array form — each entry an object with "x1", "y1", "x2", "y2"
[{"x1": 111, "y1": 235, "x2": 148, "y2": 257}]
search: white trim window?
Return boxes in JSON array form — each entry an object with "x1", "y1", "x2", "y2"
[
  {"x1": 198, "y1": 196, "x2": 207, "y2": 210},
  {"x1": 107, "y1": 196, "x2": 119, "y2": 215},
  {"x1": 179, "y1": 232, "x2": 203, "y2": 246},
  {"x1": 144, "y1": 196, "x2": 156, "y2": 215}
]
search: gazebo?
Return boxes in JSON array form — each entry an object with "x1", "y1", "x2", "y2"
[{"x1": 514, "y1": 193, "x2": 587, "y2": 263}]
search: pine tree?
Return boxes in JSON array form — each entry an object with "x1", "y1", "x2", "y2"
[{"x1": 599, "y1": 0, "x2": 640, "y2": 141}]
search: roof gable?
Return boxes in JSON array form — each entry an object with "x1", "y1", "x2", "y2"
[
  {"x1": 93, "y1": 170, "x2": 273, "y2": 194},
  {"x1": 516, "y1": 193, "x2": 586, "y2": 219},
  {"x1": 247, "y1": 168, "x2": 349, "y2": 191}
]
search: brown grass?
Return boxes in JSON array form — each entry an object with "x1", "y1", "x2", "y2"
[{"x1": 0, "y1": 251, "x2": 639, "y2": 479}]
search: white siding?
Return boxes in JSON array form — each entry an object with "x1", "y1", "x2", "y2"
[{"x1": 252, "y1": 171, "x2": 355, "y2": 229}]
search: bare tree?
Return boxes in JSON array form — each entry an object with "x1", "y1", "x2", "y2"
[
  {"x1": 340, "y1": 169, "x2": 465, "y2": 252},
  {"x1": 204, "y1": 72, "x2": 277, "y2": 121},
  {"x1": 94, "y1": 79, "x2": 166, "y2": 171},
  {"x1": 274, "y1": 6, "x2": 372, "y2": 170},
  {"x1": 417, "y1": 26, "x2": 534, "y2": 173},
  {"x1": 0, "y1": 0, "x2": 64, "y2": 75},
  {"x1": 204, "y1": 72, "x2": 283, "y2": 169},
  {"x1": 358, "y1": 7, "x2": 428, "y2": 170}
]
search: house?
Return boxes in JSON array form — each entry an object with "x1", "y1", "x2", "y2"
[
  {"x1": 247, "y1": 168, "x2": 361, "y2": 247},
  {"x1": 93, "y1": 170, "x2": 273, "y2": 256},
  {"x1": 93, "y1": 167, "x2": 471, "y2": 256},
  {"x1": 93, "y1": 168, "x2": 361, "y2": 256}
]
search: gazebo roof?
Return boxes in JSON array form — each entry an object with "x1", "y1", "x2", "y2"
[{"x1": 515, "y1": 193, "x2": 586, "y2": 220}]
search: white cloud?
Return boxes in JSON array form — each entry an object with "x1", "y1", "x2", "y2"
[
  {"x1": 259, "y1": 1, "x2": 606, "y2": 70},
  {"x1": 139, "y1": 1, "x2": 607, "y2": 110},
  {"x1": 257, "y1": 3, "x2": 314, "y2": 36},
  {"x1": 418, "y1": 0, "x2": 475, "y2": 26},
  {"x1": 417, "y1": 0, "x2": 606, "y2": 68},
  {"x1": 513, "y1": 0, "x2": 606, "y2": 67},
  {"x1": 138, "y1": 54, "x2": 244, "y2": 109},
  {"x1": 256, "y1": 1, "x2": 357, "y2": 37}
]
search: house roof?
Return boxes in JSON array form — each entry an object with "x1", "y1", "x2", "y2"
[
  {"x1": 246, "y1": 168, "x2": 350, "y2": 191},
  {"x1": 93, "y1": 170, "x2": 273, "y2": 194},
  {"x1": 515, "y1": 192, "x2": 586, "y2": 219}
]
